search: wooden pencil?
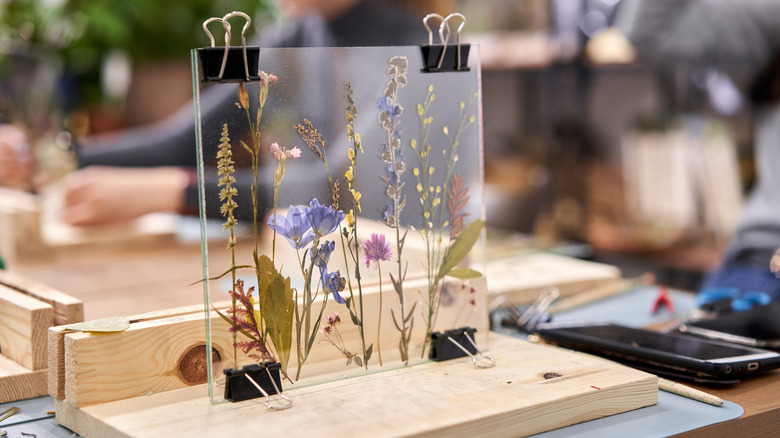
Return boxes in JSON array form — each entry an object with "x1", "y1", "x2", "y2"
[{"x1": 658, "y1": 377, "x2": 724, "y2": 407}]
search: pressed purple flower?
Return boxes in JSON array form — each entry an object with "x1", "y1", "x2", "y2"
[
  {"x1": 307, "y1": 198, "x2": 346, "y2": 238},
  {"x1": 362, "y1": 233, "x2": 392, "y2": 268},
  {"x1": 323, "y1": 271, "x2": 345, "y2": 304},
  {"x1": 267, "y1": 205, "x2": 313, "y2": 249},
  {"x1": 311, "y1": 240, "x2": 336, "y2": 270}
]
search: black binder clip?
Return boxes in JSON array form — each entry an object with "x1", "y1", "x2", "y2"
[
  {"x1": 420, "y1": 12, "x2": 470, "y2": 73},
  {"x1": 224, "y1": 362, "x2": 292, "y2": 409},
  {"x1": 429, "y1": 327, "x2": 495, "y2": 368},
  {"x1": 198, "y1": 11, "x2": 261, "y2": 83}
]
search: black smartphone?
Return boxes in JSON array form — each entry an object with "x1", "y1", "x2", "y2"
[
  {"x1": 678, "y1": 302, "x2": 780, "y2": 349},
  {"x1": 535, "y1": 321, "x2": 780, "y2": 381}
]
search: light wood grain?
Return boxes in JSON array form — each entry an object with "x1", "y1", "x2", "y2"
[
  {"x1": 61, "y1": 278, "x2": 489, "y2": 408},
  {"x1": 487, "y1": 252, "x2": 621, "y2": 304},
  {"x1": 0, "y1": 353, "x2": 48, "y2": 403},
  {"x1": 0, "y1": 284, "x2": 53, "y2": 370},
  {"x1": 0, "y1": 269, "x2": 84, "y2": 325},
  {"x1": 55, "y1": 333, "x2": 658, "y2": 438}
]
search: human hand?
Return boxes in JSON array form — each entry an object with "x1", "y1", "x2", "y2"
[
  {"x1": 0, "y1": 124, "x2": 33, "y2": 190},
  {"x1": 61, "y1": 166, "x2": 189, "y2": 226}
]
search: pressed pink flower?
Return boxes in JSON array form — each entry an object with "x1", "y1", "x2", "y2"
[
  {"x1": 258, "y1": 70, "x2": 279, "y2": 85},
  {"x1": 362, "y1": 233, "x2": 392, "y2": 268},
  {"x1": 269, "y1": 142, "x2": 302, "y2": 160}
]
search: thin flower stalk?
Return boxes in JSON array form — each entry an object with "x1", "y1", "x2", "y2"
[
  {"x1": 378, "y1": 56, "x2": 415, "y2": 364},
  {"x1": 362, "y1": 233, "x2": 392, "y2": 366},
  {"x1": 337, "y1": 81, "x2": 373, "y2": 369},
  {"x1": 217, "y1": 123, "x2": 239, "y2": 368},
  {"x1": 319, "y1": 312, "x2": 362, "y2": 367},
  {"x1": 412, "y1": 88, "x2": 479, "y2": 357}
]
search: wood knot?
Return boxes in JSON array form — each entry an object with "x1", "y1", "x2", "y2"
[
  {"x1": 178, "y1": 344, "x2": 221, "y2": 385},
  {"x1": 543, "y1": 372, "x2": 562, "y2": 380}
]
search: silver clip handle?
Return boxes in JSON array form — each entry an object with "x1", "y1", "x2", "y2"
[
  {"x1": 441, "y1": 13, "x2": 466, "y2": 70},
  {"x1": 517, "y1": 286, "x2": 559, "y2": 331},
  {"x1": 423, "y1": 13, "x2": 446, "y2": 46},
  {"x1": 201, "y1": 11, "x2": 253, "y2": 81},
  {"x1": 447, "y1": 332, "x2": 496, "y2": 369},
  {"x1": 244, "y1": 367, "x2": 293, "y2": 410}
]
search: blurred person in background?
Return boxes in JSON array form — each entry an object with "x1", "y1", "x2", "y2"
[
  {"x1": 0, "y1": 0, "x2": 444, "y2": 225},
  {"x1": 617, "y1": 0, "x2": 780, "y2": 299}
]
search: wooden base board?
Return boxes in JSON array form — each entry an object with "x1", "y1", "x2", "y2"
[
  {"x1": 0, "y1": 353, "x2": 47, "y2": 403},
  {"x1": 55, "y1": 333, "x2": 658, "y2": 438}
]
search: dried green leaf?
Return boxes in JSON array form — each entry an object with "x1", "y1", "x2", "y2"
[
  {"x1": 62, "y1": 317, "x2": 130, "y2": 333},
  {"x1": 447, "y1": 268, "x2": 483, "y2": 280},
  {"x1": 354, "y1": 355, "x2": 363, "y2": 367},
  {"x1": 257, "y1": 255, "x2": 294, "y2": 375},
  {"x1": 365, "y1": 343, "x2": 373, "y2": 361},
  {"x1": 436, "y1": 219, "x2": 485, "y2": 283}
]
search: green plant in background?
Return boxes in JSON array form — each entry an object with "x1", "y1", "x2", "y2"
[
  {"x1": 0, "y1": 0, "x2": 276, "y2": 106},
  {"x1": 411, "y1": 87, "x2": 485, "y2": 357}
]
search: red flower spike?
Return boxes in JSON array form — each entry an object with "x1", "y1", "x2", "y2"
[{"x1": 652, "y1": 285, "x2": 675, "y2": 315}]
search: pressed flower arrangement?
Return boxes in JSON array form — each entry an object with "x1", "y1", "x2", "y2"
[{"x1": 193, "y1": 45, "x2": 487, "y2": 404}]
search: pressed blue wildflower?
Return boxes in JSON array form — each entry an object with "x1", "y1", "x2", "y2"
[
  {"x1": 267, "y1": 205, "x2": 313, "y2": 249},
  {"x1": 307, "y1": 198, "x2": 345, "y2": 238},
  {"x1": 324, "y1": 271, "x2": 345, "y2": 304},
  {"x1": 383, "y1": 205, "x2": 394, "y2": 222},
  {"x1": 378, "y1": 96, "x2": 401, "y2": 117},
  {"x1": 311, "y1": 240, "x2": 336, "y2": 269}
]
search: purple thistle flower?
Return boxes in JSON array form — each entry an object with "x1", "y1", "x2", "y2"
[
  {"x1": 267, "y1": 205, "x2": 313, "y2": 249},
  {"x1": 362, "y1": 233, "x2": 392, "y2": 268},
  {"x1": 307, "y1": 198, "x2": 346, "y2": 238}
]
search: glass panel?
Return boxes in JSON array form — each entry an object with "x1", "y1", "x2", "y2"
[{"x1": 193, "y1": 45, "x2": 487, "y2": 403}]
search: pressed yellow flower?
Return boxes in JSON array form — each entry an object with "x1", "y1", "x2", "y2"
[
  {"x1": 346, "y1": 209, "x2": 355, "y2": 227},
  {"x1": 347, "y1": 124, "x2": 354, "y2": 140},
  {"x1": 424, "y1": 211, "x2": 430, "y2": 219},
  {"x1": 355, "y1": 133, "x2": 362, "y2": 151},
  {"x1": 429, "y1": 186, "x2": 434, "y2": 192},
  {"x1": 460, "y1": 101, "x2": 465, "y2": 110},
  {"x1": 351, "y1": 189, "x2": 362, "y2": 211},
  {"x1": 238, "y1": 83, "x2": 249, "y2": 109},
  {"x1": 417, "y1": 104, "x2": 424, "y2": 116},
  {"x1": 436, "y1": 186, "x2": 441, "y2": 194},
  {"x1": 411, "y1": 139, "x2": 417, "y2": 149},
  {"x1": 433, "y1": 198, "x2": 441, "y2": 207},
  {"x1": 413, "y1": 168, "x2": 420, "y2": 176},
  {"x1": 443, "y1": 126, "x2": 449, "y2": 135},
  {"x1": 345, "y1": 167, "x2": 353, "y2": 182},
  {"x1": 348, "y1": 148, "x2": 355, "y2": 162},
  {"x1": 428, "y1": 166, "x2": 435, "y2": 175},
  {"x1": 469, "y1": 115, "x2": 475, "y2": 123},
  {"x1": 416, "y1": 183, "x2": 423, "y2": 192},
  {"x1": 430, "y1": 93, "x2": 435, "y2": 102},
  {"x1": 428, "y1": 84, "x2": 434, "y2": 92}
]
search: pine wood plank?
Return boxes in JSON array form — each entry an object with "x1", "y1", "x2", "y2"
[
  {"x1": 61, "y1": 278, "x2": 489, "y2": 408},
  {"x1": 0, "y1": 269, "x2": 84, "y2": 326},
  {"x1": 55, "y1": 333, "x2": 658, "y2": 438},
  {"x1": 0, "y1": 284, "x2": 53, "y2": 370},
  {"x1": 0, "y1": 354, "x2": 48, "y2": 403},
  {"x1": 487, "y1": 252, "x2": 621, "y2": 304}
]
